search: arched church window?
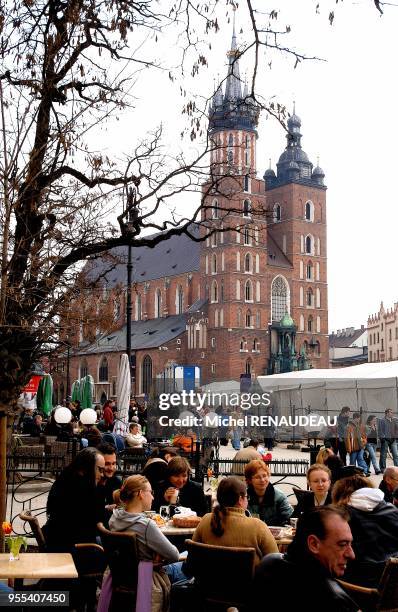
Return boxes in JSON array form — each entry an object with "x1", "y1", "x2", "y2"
[
  {"x1": 274, "y1": 203, "x2": 281, "y2": 222},
  {"x1": 212, "y1": 199, "x2": 219, "y2": 219},
  {"x1": 245, "y1": 280, "x2": 253, "y2": 302},
  {"x1": 155, "y1": 288, "x2": 162, "y2": 318},
  {"x1": 80, "y1": 359, "x2": 88, "y2": 379},
  {"x1": 244, "y1": 227, "x2": 251, "y2": 245},
  {"x1": 176, "y1": 286, "x2": 184, "y2": 314},
  {"x1": 243, "y1": 200, "x2": 251, "y2": 217},
  {"x1": 271, "y1": 276, "x2": 290, "y2": 322},
  {"x1": 244, "y1": 253, "x2": 252, "y2": 273},
  {"x1": 99, "y1": 357, "x2": 108, "y2": 382},
  {"x1": 305, "y1": 201, "x2": 314, "y2": 221},
  {"x1": 305, "y1": 235, "x2": 313, "y2": 255}
]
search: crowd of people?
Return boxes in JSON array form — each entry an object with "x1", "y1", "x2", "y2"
[{"x1": 13, "y1": 402, "x2": 398, "y2": 610}]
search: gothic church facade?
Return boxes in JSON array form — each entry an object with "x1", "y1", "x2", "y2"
[{"x1": 61, "y1": 31, "x2": 328, "y2": 403}]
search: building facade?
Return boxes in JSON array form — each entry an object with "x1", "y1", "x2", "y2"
[
  {"x1": 329, "y1": 326, "x2": 367, "y2": 368},
  {"x1": 54, "y1": 30, "x2": 329, "y2": 403},
  {"x1": 368, "y1": 302, "x2": 398, "y2": 363}
]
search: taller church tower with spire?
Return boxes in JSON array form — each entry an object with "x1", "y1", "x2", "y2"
[{"x1": 197, "y1": 29, "x2": 329, "y2": 382}]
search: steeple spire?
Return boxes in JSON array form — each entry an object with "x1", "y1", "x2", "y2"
[{"x1": 224, "y1": 7, "x2": 242, "y2": 101}]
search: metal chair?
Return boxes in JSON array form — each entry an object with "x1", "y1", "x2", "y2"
[
  {"x1": 97, "y1": 522, "x2": 139, "y2": 611},
  {"x1": 183, "y1": 539, "x2": 256, "y2": 610},
  {"x1": 338, "y1": 557, "x2": 398, "y2": 611}
]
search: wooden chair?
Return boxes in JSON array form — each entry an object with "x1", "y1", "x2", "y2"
[
  {"x1": 183, "y1": 539, "x2": 256, "y2": 610},
  {"x1": 19, "y1": 511, "x2": 46, "y2": 551},
  {"x1": 73, "y1": 543, "x2": 107, "y2": 612},
  {"x1": 338, "y1": 557, "x2": 398, "y2": 612},
  {"x1": 97, "y1": 522, "x2": 139, "y2": 611}
]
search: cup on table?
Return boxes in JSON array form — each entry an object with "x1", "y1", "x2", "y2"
[{"x1": 160, "y1": 505, "x2": 170, "y2": 521}]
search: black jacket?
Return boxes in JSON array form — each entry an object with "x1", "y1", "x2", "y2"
[
  {"x1": 292, "y1": 490, "x2": 332, "y2": 518},
  {"x1": 254, "y1": 553, "x2": 358, "y2": 612},
  {"x1": 344, "y1": 501, "x2": 398, "y2": 586},
  {"x1": 43, "y1": 473, "x2": 102, "y2": 552},
  {"x1": 153, "y1": 479, "x2": 207, "y2": 516}
]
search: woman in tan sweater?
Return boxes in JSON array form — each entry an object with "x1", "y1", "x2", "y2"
[{"x1": 192, "y1": 476, "x2": 278, "y2": 565}]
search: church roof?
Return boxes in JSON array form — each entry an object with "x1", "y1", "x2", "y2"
[
  {"x1": 76, "y1": 301, "x2": 208, "y2": 356},
  {"x1": 86, "y1": 227, "x2": 201, "y2": 287}
]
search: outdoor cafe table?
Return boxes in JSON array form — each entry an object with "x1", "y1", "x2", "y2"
[
  {"x1": 0, "y1": 553, "x2": 78, "y2": 581},
  {"x1": 160, "y1": 524, "x2": 293, "y2": 553}
]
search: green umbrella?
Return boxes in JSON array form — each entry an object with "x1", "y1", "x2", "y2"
[
  {"x1": 71, "y1": 380, "x2": 80, "y2": 402},
  {"x1": 80, "y1": 375, "x2": 94, "y2": 409},
  {"x1": 36, "y1": 374, "x2": 53, "y2": 416}
]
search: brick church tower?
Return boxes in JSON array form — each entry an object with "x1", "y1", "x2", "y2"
[
  {"x1": 198, "y1": 30, "x2": 329, "y2": 381},
  {"x1": 198, "y1": 26, "x2": 270, "y2": 381}
]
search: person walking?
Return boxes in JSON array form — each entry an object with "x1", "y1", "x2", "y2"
[
  {"x1": 337, "y1": 406, "x2": 351, "y2": 465},
  {"x1": 378, "y1": 409, "x2": 398, "y2": 472},
  {"x1": 365, "y1": 414, "x2": 381, "y2": 475},
  {"x1": 345, "y1": 412, "x2": 368, "y2": 473}
]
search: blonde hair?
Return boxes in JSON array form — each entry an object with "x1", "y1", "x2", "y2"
[
  {"x1": 315, "y1": 447, "x2": 333, "y2": 464},
  {"x1": 113, "y1": 475, "x2": 149, "y2": 506},
  {"x1": 307, "y1": 463, "x2": 331, "y2": 483}
]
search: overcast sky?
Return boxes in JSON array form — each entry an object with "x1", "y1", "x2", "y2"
[{"x1": 93, "y1": 0, "x2": 398, "y2": 334}]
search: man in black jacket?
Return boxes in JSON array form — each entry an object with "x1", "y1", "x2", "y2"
[{"x1": 254, "y1": 507, "x2": 358, "y2": 612}]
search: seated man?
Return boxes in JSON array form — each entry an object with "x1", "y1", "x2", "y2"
[
  {"x1": 254, "y1": 506, "x2": 358, "y2": 612},
  {"x1": 379, "y1": 466, "x2": 398, "y2": 503},
  {"x1": 96, "y1": 443, "x2": 122, "y2": 526},
  {"x1": 234, "y1": 439, "x2": 263, "y2": 463}
]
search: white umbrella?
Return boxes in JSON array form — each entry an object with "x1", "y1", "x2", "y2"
[{"x1": 114, "y1": 353, "x2": 131, "y2": 436}]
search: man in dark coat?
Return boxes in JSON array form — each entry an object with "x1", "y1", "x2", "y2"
[{"x1": 254, "y1": 507, "x2": 358, "y2": 612}]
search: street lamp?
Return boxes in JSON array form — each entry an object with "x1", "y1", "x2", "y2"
[{"x1": 125, "y1": 187, "x2": 139, "y2": 396}]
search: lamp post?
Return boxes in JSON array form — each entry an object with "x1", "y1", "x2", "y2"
[{"x1": 125, "y1": 187, "x2": 138, "y2": 396}]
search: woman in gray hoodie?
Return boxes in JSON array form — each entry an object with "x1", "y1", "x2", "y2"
[{"x1": 109, "y1": 475, "x2": 179, "y2": 564}]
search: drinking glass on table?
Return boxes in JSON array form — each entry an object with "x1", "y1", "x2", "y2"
[{"x1": 160, "y1": 505, "x2": 170, "y2": 522}]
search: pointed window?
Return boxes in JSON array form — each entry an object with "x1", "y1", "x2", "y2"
[
  {"x1": 244, "y1": 174, "x2": 250, "y2": 192},
  {"x1": 176, "y1": 286, "x2": 184, "y2": 314},
  {"x1": 99, "y1": 357, "x2": 109, "y2": 382},
  {"x1": 155, "y1": 289, "x2": 162, "y2": 318},
  {"x1": 305, "y1": 235, "x2": 313, "y2": 255},
  {"x1": 243, "y1": 200, "x2": 251, "y2": 217},
  {"x1": 271, "y1": 276, "x2": 290, "y2": 322},
  {"x1": 305, "y1": 200, "x2": 314, "y2": 222},
  {"x1": 211, "y1": 280, "x2": 218, "y2": 303},
  {"x1": 274, "y1": 203, "x2": 281, "y2": 222},
  {"x1": 245, "y1": 310, "x2": 252, "y2": 328},
  {"x1": 212, "y1": 199, "x2": 219, "y2": 219},
  {"x1": 245, "y1": 280, "x2": 253, "y2": 302},
  {"x1": 244, "y1": 227, "x2": 251, "y2": 245},
  {"x1": 212, "y1": 253, "x2": 217, "y2": 274},
  {"x1": 244, "y1": 253, "x2": 252, "y2": 273}
]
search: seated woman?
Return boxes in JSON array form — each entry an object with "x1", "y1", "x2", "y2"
[
  {"x1": 191, "y1": 476, "x2": 278, "y2": 566},
  {"x1": 125, "y1": 423, "x2": 147, "y2": 448},
  {"x1": 333, "y1": 473, "x2": 398, "y2": 587},
  {"x1": 152, "y1": 457, "x2": 207, "y2": 516},
  {"x1": 109, "y1": 475, "x2": 179, "y2": 564},
  {"x1": 292, "y1": 464, "x2": 332, "y2": 517},
  {"x1": 43, "y1": 447, "x2": 105, "y2": 552},
  {"x1": 245, "y1": 460, "x2": 293, "y2": 526}
]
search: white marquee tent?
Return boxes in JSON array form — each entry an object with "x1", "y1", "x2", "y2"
[{"x1": 257, "y1": 361, "x2": 398, "y2": 419}]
